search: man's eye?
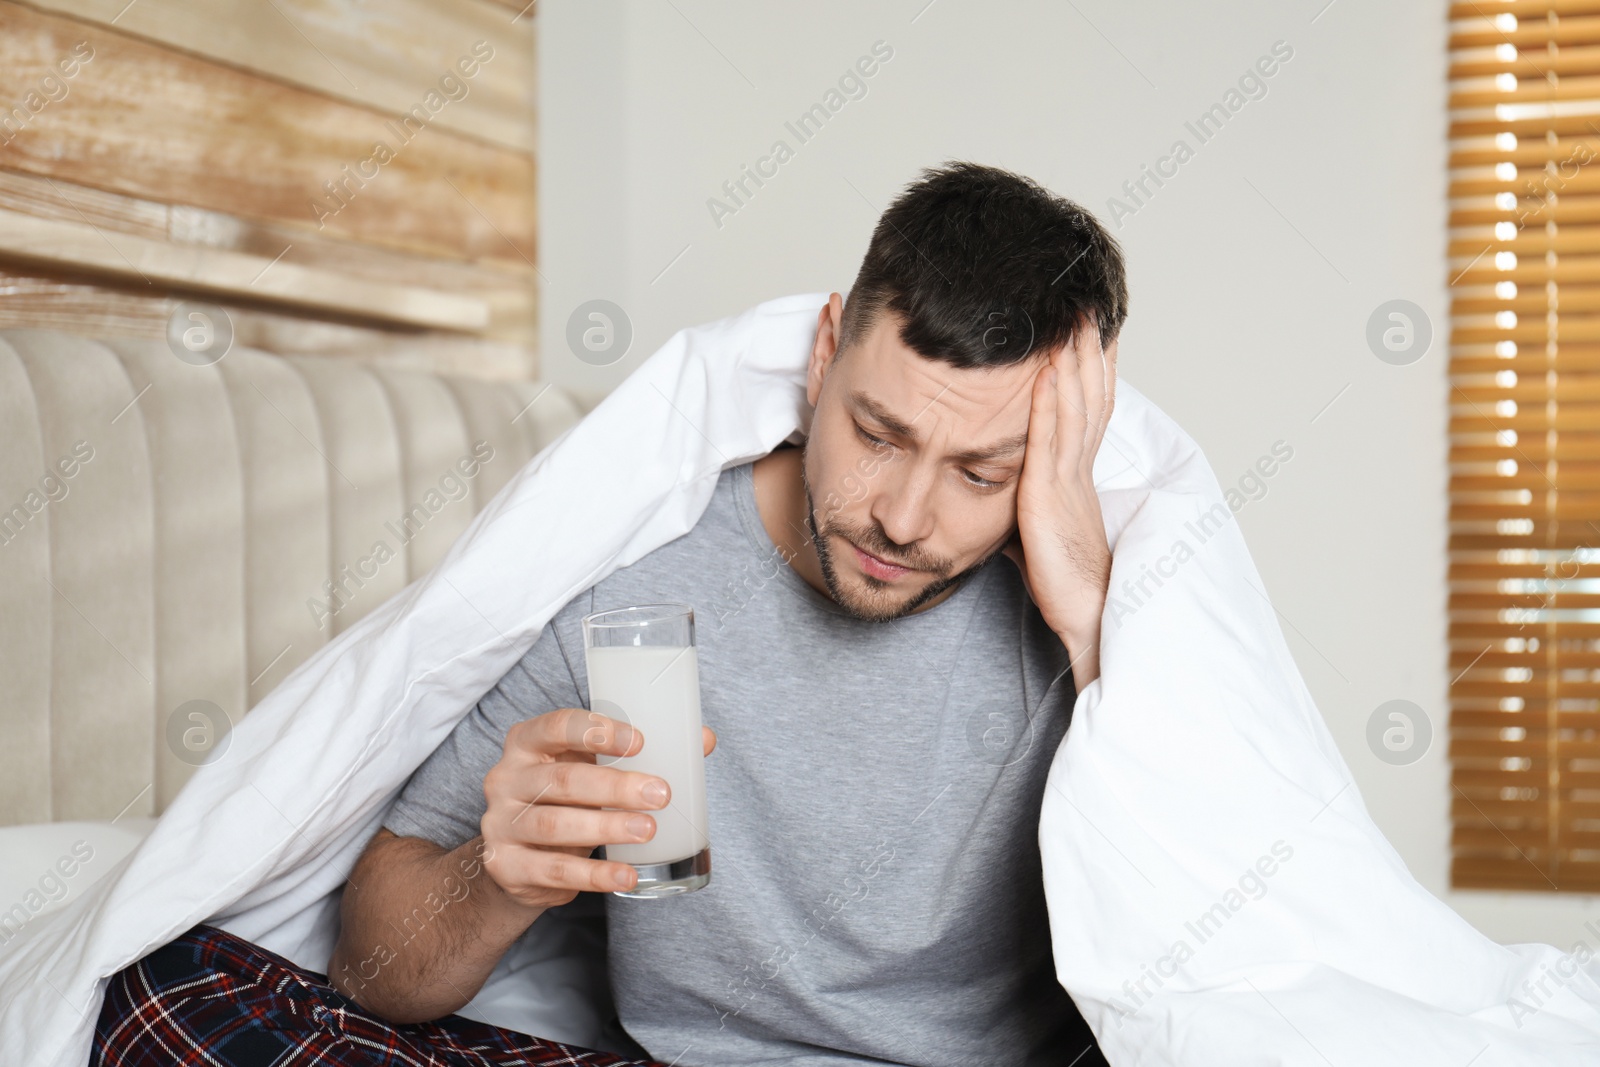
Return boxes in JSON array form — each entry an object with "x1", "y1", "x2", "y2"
[
  {"x1": 855, "y1": 425, "x2": 891, "y2": 449},
  {"x1": 961, "y1": 469, "x2": 1000, "y2": 489}
]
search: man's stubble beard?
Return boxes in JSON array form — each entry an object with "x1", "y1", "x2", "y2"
[{"x1": 798, "y1": 441, "x2": 1006, "y2": 623}]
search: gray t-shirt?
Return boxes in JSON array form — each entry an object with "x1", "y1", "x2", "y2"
[{"x1": 384, "y1": 455, "x2": 1102, "y2": 1066}]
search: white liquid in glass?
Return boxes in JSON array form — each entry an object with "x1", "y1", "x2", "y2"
[{"x1": 585, "y1": 644, "x2": 709, "y2": 866}]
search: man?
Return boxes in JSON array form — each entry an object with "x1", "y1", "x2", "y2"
[{"x1": 95, "y1": 161, "x2": 1124, "y2": 1066}]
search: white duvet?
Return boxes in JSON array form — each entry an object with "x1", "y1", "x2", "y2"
[{"x1": 3, "y1": 292, "x2": 1599, "y2": 1066}]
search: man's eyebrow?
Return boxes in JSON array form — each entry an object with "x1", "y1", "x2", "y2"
[
  {"x1": 949, "y1": 432, "x2": 1029, "y2": 465},
  {"x1": 849, "y1": 390, "x2": 1027, "y2": 465}
]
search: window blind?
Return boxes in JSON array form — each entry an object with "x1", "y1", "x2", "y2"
[{"x1": 1449, "y1": 0, "x2": 1600, "y2": 892}]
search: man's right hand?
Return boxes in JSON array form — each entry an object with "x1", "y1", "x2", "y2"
[
  {"x1": 329, "y1": 708, "x2": 716, "y2": 1024},
  {"x1": 481, "y1": 707, "x2": 718, "y2": 903}
]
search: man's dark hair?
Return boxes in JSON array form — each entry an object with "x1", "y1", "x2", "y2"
[{"x1": 838, "y1": 161, "x2": 1128, "y2": 368}]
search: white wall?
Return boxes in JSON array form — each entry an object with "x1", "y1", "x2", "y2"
[{"x1": 540, "y1": 0, "x2": 1600, "y2": 947}]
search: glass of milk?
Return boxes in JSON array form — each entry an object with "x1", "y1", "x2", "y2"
[{"x1": 581, "y1": 603, "x2": 711, "y2": 898}]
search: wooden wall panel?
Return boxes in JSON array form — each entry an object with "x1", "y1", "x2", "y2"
[
  {"x1": 0, "y1": 269, "x2": 536, "y2": 379},
  {"x1": 0, "y1": 170, "x2": 535, "y2": 336},
  {"x1": 0, "y1": 2, "x2": 536, "y2": 265},
  {"x1": 0, "y1": 168, "x2": 537, "y2": 340},
  {"x1": 0, "y1": 206, "x2": 496, "y2": 329},
  {"x1": 0, "y1": 0, "x2": 539, "y2": 378},
  {"x1": 17, "y1": 0, "x2": 537, "y2": 153},
  {"x1": 0, "y1": 171, "x2": 529, "y2": 313}
]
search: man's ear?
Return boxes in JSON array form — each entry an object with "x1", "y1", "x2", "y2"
[{"x1": 806, "y1": 293, "x2": 845, "y2": 407}]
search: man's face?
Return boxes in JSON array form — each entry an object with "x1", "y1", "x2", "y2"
[{"x1": 800, "y1": 301, "x2": 1044, "y2": 622}]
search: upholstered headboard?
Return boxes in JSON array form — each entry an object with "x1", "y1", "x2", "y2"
[{"x1": 0, "y1": 330, "x2": 582, "y2": 827}]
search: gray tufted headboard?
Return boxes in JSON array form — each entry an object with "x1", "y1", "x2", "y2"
[{"x1": 0, "y1": 330, "x2": 582, "y2": 827}]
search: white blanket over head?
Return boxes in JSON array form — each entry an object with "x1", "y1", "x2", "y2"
[{"x1": 3, "y1": 292, "x2": 1599, "y2": 1066}]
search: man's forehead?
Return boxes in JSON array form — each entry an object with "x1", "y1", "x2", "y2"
[
  {"x1": 847, "y1": 332, "x2": 1036, "y2": 417},
  {"x1": 838, "y1": 351, "x2": 1036, "y2": 457}
]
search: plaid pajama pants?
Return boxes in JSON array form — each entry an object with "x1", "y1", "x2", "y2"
[{"x1": 92, "y1": 924, "x2": 670, "y2": 1067}]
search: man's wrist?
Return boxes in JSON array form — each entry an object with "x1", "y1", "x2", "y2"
[
  {"x1": 1056, "y1": 618, "x2": 1102, "y2": 687},
  {"x1": 464, "y1": 836, "x2": 560, "y2": 927},
  {"x1": 1053, "y1": 603, "x2": 1103, "y2": 652}
]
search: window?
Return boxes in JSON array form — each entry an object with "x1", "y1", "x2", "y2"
[{"x1": 1449, "y1": 0, "x2": 1600, "y2": 891}]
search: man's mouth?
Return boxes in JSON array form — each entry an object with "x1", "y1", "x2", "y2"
[{"x1": 848, "y1": 539, "x2": 916, "y2": 581}]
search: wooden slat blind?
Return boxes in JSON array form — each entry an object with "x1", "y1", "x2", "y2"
[{"x1": 1449, "y1": 0, "x2": 1600, "y2": 892}]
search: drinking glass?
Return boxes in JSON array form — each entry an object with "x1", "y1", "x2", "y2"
[{"x1": 580, "y1": 603, "x2": 711, "y2": 898}]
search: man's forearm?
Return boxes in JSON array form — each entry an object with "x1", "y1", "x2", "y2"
[{"x1": 328, "y1": 831, "x2": 545, "y2": 1023}]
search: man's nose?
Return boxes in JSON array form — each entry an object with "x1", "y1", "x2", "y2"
[{"x1": 870, "y1": 462, "x2": 937, "y2": 549}]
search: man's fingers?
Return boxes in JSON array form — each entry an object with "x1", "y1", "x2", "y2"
[
  {"x1": 1095, "y1": 333, "x2": 1119, "y2": 454},
  {"x1": 1073, "y1": 318, "x2": 1114, "y2": 458},
  {"x1": 1054, "y1": 337, "x2": 1089, "y2": 459},
  {"x1": 495, "y1": 802, "x2": 657, "y2": 850},
  {"x1": 488, "y1": 759, "x2": 669, "y2": 813},
  {"x1": 490, "y1": 843, "x2": 640, "y2": 896},
  {"x1": 1103, "y1": 335, "x2": 1119, "y2": 408},
  {"x1": 704, "y1": 725, "x2": 717, "y2": 757},
  {"x1": 1024, "y1": 358, "x2": 1058, "y2": 472},
  {"x1": 1079, "y1": 324, "x2": 1109, "y2": 451},
  {"x1": 512, "y1": 707, "x2": 645, "y2": 760}
]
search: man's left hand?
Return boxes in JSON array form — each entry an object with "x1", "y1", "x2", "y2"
[{"x1": 1001, "y1": 316, "x2": 1117, "y2": 686}]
